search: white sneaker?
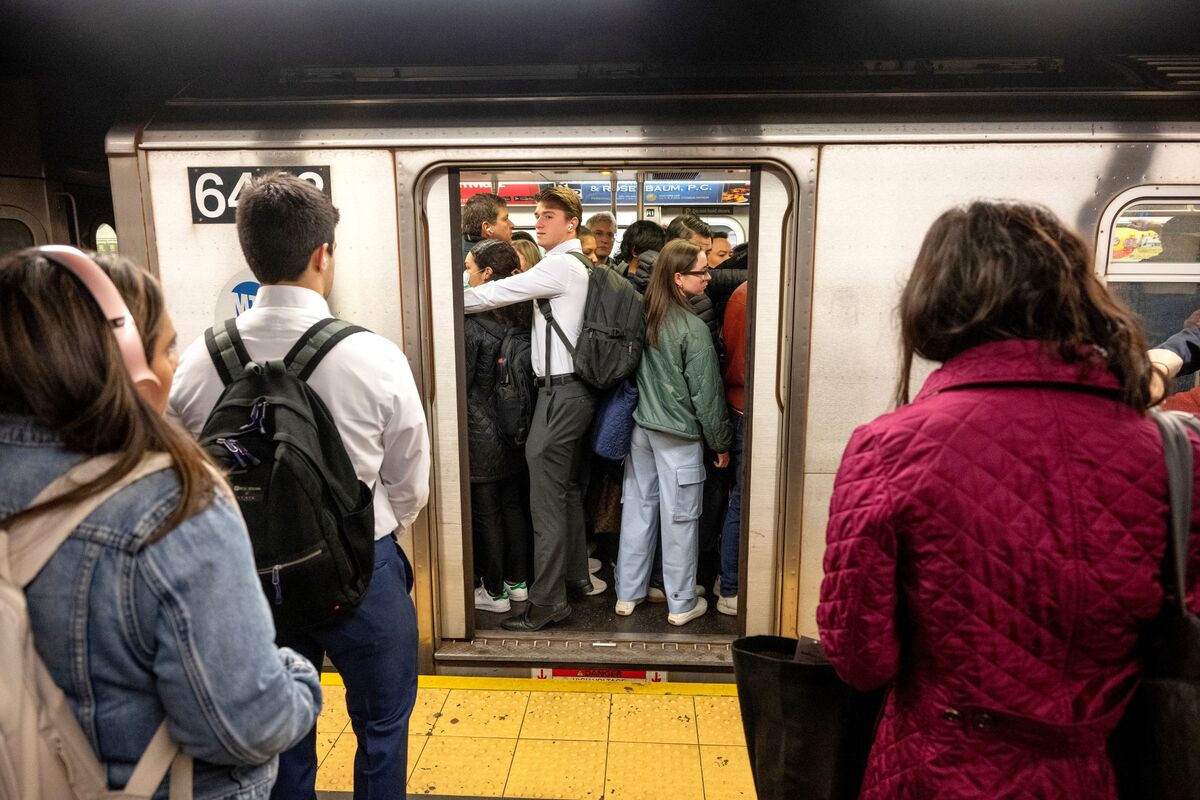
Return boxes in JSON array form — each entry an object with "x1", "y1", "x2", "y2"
[
  {"x1": 504, "y1": 581, "x2": 528, "y2": 602},
  {"x1": 474, "y1": 586, "x2": 511, "y2": 613},
  {"x1": 647, "y1": 586, "x2": 667, "y2": 603},
  {"x1": 615, "y1": 598, "x2": 643, "y2": 616},
  {"x1": 695, "y1": 584, "x2": 707, "y2": 597},
  {"x1": 588, "y1": 558, "x2": 602, "y2": 574},
  {"x1": 668, "y1": 596, "x2": 708, "y2": 626},
  {"x1": 717, "y1": 595, "x2": 738, "y2": 616}
]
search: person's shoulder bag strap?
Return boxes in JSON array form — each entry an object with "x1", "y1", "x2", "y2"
[
  {"x1": 1154, "y1": 410, "x2": 1197, "y2": 612},
  {"x1": 283, "y1": 317, "x2": 369, "y2": 382}
]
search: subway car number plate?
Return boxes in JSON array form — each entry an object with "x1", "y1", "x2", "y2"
[{"x1": 188, "y1": 166, "x2": 331, "y2": 224}]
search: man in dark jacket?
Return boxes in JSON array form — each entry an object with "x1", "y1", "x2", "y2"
[{"x1": 461, "y1": 192, "x2": 514, "y2": 261}]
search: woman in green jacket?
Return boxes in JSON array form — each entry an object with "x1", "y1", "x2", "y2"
[{"x1": 614, "y1": 239, "x2": 732, "y2": 626}]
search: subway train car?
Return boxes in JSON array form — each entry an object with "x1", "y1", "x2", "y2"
[{"x1": 105, "y1": 56, "x2": 1200, "y2": 678}]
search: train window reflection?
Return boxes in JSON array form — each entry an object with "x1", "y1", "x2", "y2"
[
  {"x1": 0, "y1": 218, "x2": 34, "y2": 256},
  {"x1": 1109, "y1": 281, "x2": 1200, "y2": 397},
  {"x1": 1109, "y1": 203, "x2": 1200, "y2": 267}
]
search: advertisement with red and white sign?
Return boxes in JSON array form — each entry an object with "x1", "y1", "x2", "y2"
[{"x1": 531, "y1": 667, "x2": 668, "y2": 683}]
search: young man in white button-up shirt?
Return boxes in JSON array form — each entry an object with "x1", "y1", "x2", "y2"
[
  {"x1": 169, "y1": 173, "x2": 430, "y2": 800},
  {"x1": 463, "y1": 186, "x2": 600, "y2": 631}
]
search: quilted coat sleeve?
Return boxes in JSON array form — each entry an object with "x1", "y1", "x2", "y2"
[
  {"x1": 682, "y1": 326, "x2": 732, "y2": 453},
  {"x1": 818, "y1": 424, "x2": 901, "y2": 691}
]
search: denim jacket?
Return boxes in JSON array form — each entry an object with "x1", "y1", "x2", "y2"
[{"x1": 0, "y1": 414, "x2": 322, "y2": 799}]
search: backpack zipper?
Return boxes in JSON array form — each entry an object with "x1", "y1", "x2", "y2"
[
  {"x1": 257, "y1": 547, "x2": 322, "y2": 605},
  {"x1": 216, "y1": 437, "x2": 260, "y2": 468},
  {"x1": 241, "y1": 397, "x2": 269, "y2": 435}
]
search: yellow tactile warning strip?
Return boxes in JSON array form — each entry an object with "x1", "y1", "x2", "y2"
[{"x1": 314, "y1": 673, "x2": 755, "y2": 799}]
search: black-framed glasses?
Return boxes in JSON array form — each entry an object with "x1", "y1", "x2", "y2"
[{"x1": 683, "y1": 268, "x2": 712, "y2": 277}]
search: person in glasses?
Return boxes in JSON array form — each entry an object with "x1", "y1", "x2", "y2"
[{"x1": 613, "y1": 238, "x2": 731, "y2": 626}]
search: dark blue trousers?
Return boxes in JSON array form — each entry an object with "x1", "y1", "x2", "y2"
[
  {"x1": 720, "y1": 411, "x2": 745, "y2": 598},
  {"x1": 271, "y1": 536, "x2": 418, "y2": 800}
]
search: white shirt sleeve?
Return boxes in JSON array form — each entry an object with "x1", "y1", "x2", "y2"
[
  {"x1": 463, "y1": 260, "x2": 568, "y2": 312},
  {"x1": 377, "y1": 351, "x2": 431, "y2": 530},
  {"x1": 167, "y1": 334, "x2": 224, "y2": 437}
]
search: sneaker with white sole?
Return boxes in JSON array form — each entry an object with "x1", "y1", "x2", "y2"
[
  {"x1": 588, "y1": 557, "x2": 602, "y2": 574},
  {"x1": 695, "y1": 583, "x2": 706, "y2": 597},
  {"x1": 668, "y1": 596, "x2": 708, "y2": 626},
  {"x1": 615, "y1": 598, "x2": 643, "y2": 616},
  {"x1": 647, "y1": 586, "x2": 667, "y2": 603},
  {"x1": 474, "y1": 586, "x2": 511, "y2": 613},
  {"x1": 504, "y1": 581, "x2": 528, "y2": 602},
  {"x1": 716, "y1": 595, "x2": 738, "y2": 616}
]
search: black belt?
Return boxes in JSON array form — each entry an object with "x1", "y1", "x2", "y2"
[{"x1": 544, "y1": 373, "x2": 580, "y2": 386}]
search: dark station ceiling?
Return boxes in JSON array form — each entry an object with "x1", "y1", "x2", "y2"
[{"x1": 4, "y1": 0, "x2": 1200, "y2": 182}]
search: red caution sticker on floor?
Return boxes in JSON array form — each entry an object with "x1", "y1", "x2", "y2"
[{"x1": 531, "y1": 667, "x2": 668, "y2": 682}]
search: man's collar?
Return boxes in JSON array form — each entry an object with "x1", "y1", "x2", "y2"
[
  {"x1": 546, "y1": 238, "x2": 581, "y2": 256},
  {"x1": 252, "y1": 284, "x2": 332, "y2": 315}
]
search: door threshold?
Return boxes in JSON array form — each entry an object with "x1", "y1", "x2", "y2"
[{"x1": 434, "y1": 634, "x2": 733, "y2": 670}]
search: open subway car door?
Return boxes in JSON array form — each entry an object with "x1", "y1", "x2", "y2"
[{"x1": 404, "y1": 150, "x2": 816, "y2": 678}]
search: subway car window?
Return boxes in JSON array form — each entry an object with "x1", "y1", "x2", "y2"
[
  {"x1": 1106, "y1": 200, "x2": 1200, "y2": 397},
  {"x1": 457, "y1": 167, "x2": 753, "y2": 639},
  {"x1": 0, "y1": 218, "x2": 34, "y2": 255}
]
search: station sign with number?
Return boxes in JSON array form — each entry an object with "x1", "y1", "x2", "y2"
[{"x1": 187, "y1": 166, "x2": 331, "y2": 224}]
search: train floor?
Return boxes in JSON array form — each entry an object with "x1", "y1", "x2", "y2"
[
  {"x1": 314, "y1": 673, "x2": 756, "y2": 799},
  {"x1": 474, "y1": 558, "x2": 740, "y2": 638}
]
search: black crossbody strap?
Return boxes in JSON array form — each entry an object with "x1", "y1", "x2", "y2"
[
  {"x1": 1152, "y1": 410, "x2": 1195, "y2": 612},
  {"x1": 205, "y1": 319, "x2": 252, "y2": 387},
  {"x1": 284, "y1": 318, "x2": 368, "y2": 382},
  {"x1": 536, "y1": 299, "x2": 576, "y2": 356}
]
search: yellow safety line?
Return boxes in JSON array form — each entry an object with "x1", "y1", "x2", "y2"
[{"x1": 319, "y1": 671, "x2": 738, "y2": 696}]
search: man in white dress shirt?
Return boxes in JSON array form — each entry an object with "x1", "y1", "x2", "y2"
[
  {"x1": 463, "y1": 185, "x2": 600, "y2": 631},
  {"x1": 169, "y1": 173, "x2": 430, "y2": 800}
]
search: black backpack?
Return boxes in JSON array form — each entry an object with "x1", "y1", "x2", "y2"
[
  {"x1": 477, "y1": 317, "x2": 536, "y2": 446},
  {"x1": 538, "y1": 251, "x2": 644, "y2": 390},
  {"x1": 199, "y1": 317, "x2": 376, "y2": 633}
]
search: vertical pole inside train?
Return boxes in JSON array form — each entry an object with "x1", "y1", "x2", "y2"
[
  {"x1": 609, "y1": 171, "x2": 618, "y2": 219},
  {"x1": 635, "y1": 170, "x2": 645, "y2": 221}
]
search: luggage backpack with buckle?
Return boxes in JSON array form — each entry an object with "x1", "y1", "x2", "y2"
[
  {"x1": 1, "y1": 453, "x2": 193, "y2": 799},
  {"x1": 199, "y1": 317, "x2": 376, "y2": 633},
  {"x1": 476, "y1": 316, "x2": 536, "y2": 447},
  {"x1": 537, "y1": 251, "x2": 643, "y2": 390}
]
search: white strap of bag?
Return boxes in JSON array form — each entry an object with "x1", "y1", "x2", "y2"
[{"x1": 6, "y1": 451, "x2": 194, "y2": 799}]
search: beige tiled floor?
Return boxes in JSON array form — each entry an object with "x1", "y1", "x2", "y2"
[{"x1": 315, "y1": 676, "x2": 756, "y2": 799}]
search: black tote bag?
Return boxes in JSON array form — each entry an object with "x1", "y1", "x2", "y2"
[
  {"x1": 1110, "y1": 410, "x2": 1200, "y2": 800},
  {"x1": 732, "y1": 635, "x2": 884, "y2": 800}
]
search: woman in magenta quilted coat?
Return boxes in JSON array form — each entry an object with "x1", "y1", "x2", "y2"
[{"x1": 818, "y1": 201, "x2": 1200, "y2": 799}]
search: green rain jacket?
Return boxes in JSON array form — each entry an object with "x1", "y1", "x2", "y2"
[{"x1": 634, "y1": 305, "x2": 733, "y2": 452}]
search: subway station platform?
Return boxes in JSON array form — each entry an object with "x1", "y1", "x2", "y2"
[{"x1": 314, "y1": 673, "x2": 756, "y2": 799}]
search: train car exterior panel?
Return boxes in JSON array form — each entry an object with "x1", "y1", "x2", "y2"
[{"x1": 796, "y1": 140, "x2": 1200, "y2": 637}]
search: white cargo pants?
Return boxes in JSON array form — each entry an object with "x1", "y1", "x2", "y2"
[{"x1": 615, "y1": 425, "x2": 706, "y2": 615}]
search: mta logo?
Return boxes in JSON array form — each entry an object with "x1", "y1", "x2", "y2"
[{"x1": 231, "y1": 281, "x2": 260, "y2": 316}]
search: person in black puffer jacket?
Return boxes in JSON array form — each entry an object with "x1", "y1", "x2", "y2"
[{"x1": 464, "y1": 240, "x2": 533, "y2": 612}]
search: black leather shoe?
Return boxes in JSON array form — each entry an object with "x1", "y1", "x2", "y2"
[
  {"x1": 566, "y1": 576, "x2": 606, "y2": 599},
  {"x1": 501, "y1": 602, "x2": 571, "y2": 632}
]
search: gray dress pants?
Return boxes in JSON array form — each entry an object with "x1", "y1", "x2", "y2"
[{"x1": 525, "y1": 379, "x2": 596, "y2": 607}]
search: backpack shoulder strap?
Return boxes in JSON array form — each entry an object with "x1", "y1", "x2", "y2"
[
  {"x1": 536, "y1": 299, "x2": 575, "y2": 356},
  {"x1": 473, "y1": 315, "x2": 507, "y2": 341},
  {"x1": 569, "y1": 251, "x2": 594, "y2": 271},
  {"x1": 205, "y1": 318, "x2": 252, "y2": 387},
  {"x1": 6, "y1": 452, "x2": 174, "y2": 587},
  {"x1": 284, "y1": 318, "x2": 368, "y2": 382}
]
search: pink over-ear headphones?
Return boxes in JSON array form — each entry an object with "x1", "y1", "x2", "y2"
[{"x1": 36, "y1": 245, "x2": 161, "y2": 392}]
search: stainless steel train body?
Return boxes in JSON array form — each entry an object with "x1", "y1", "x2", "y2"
[{"x1": 106, "y1": 72, "x2": 1200, "y2": 677}]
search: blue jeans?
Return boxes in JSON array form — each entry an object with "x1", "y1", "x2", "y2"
[
  {"x1": 720, "y1": 412, "x2": 745, "y2": 598},
  {"x1": 271, "y1": 536, "x2": 418, "y2": 800}
]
